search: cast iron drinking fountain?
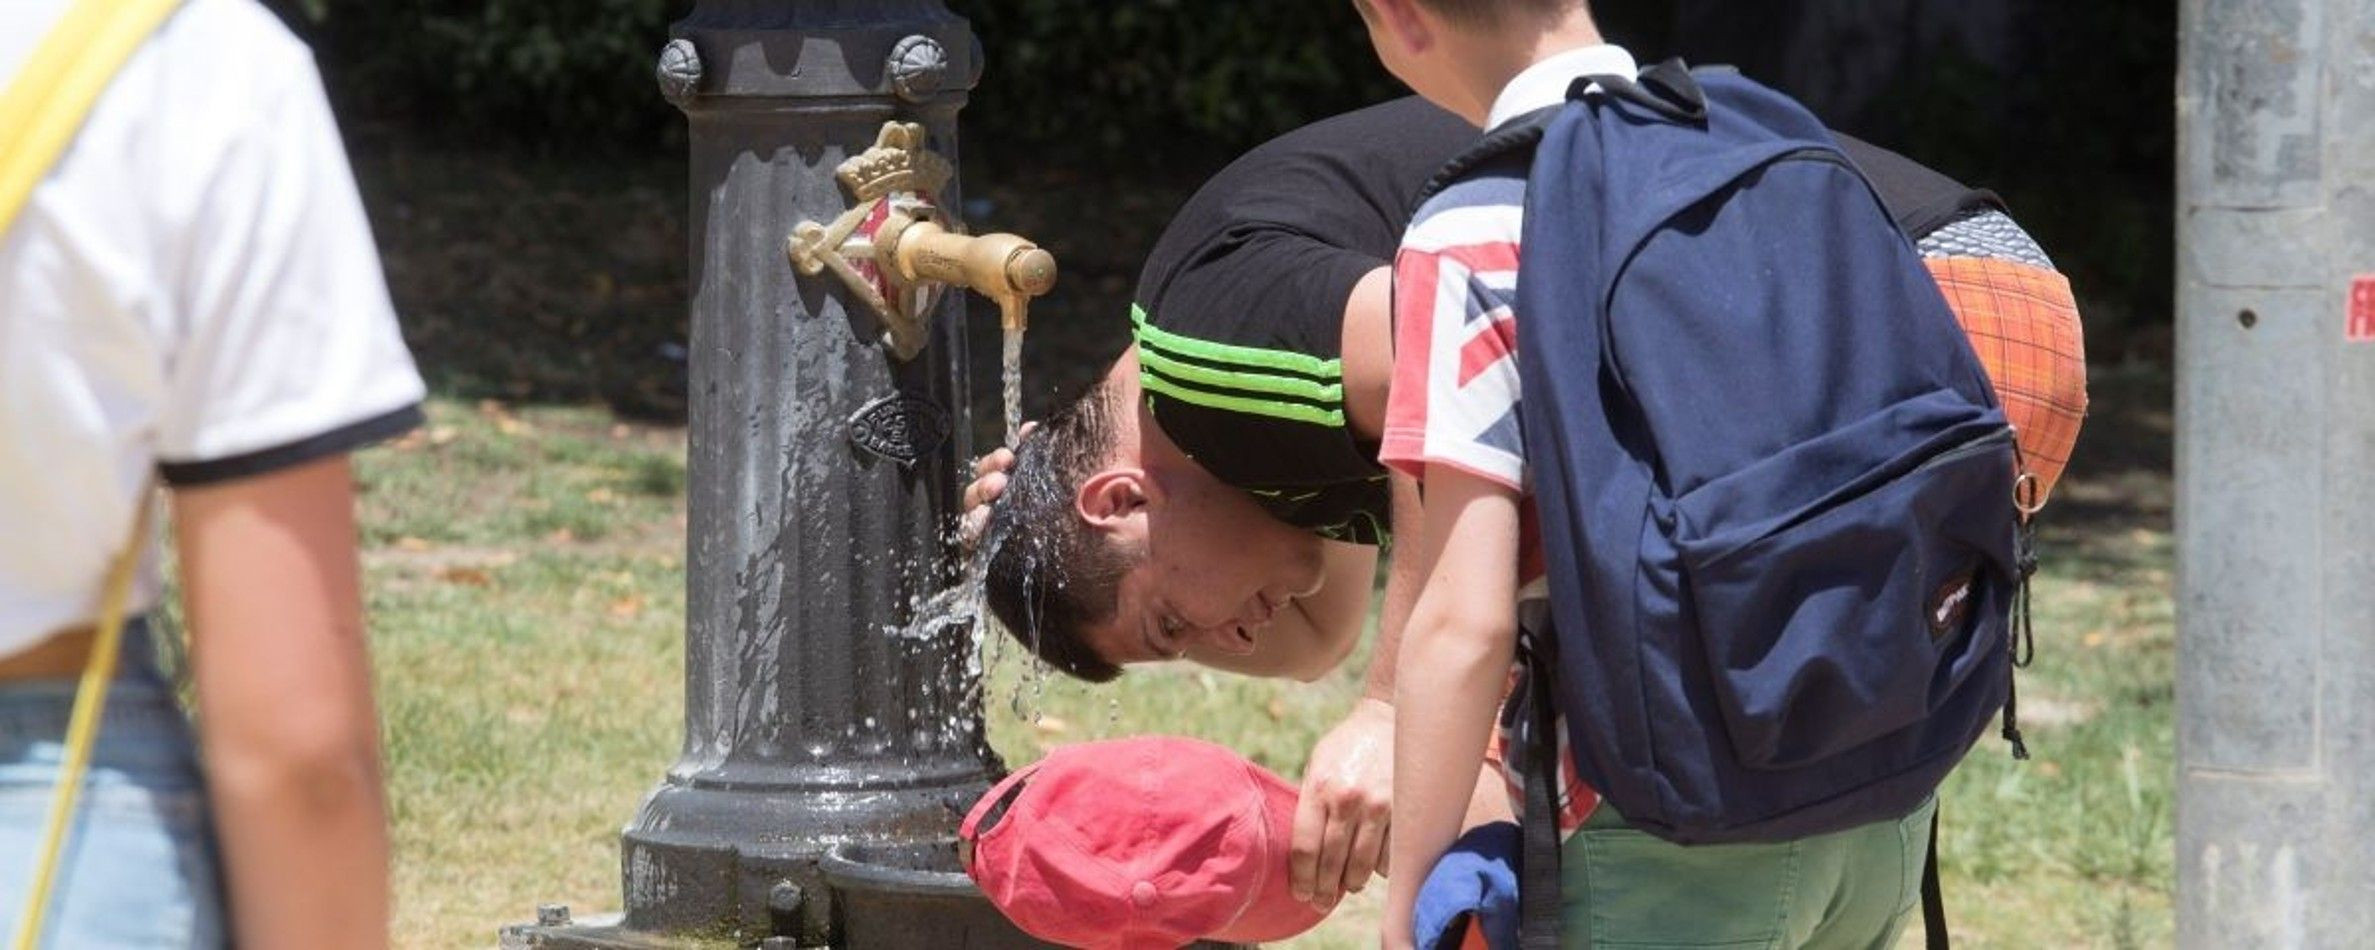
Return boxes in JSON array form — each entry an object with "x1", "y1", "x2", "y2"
[{"x1": 499, "y1": 2, "x2": 1077, "y2": 946}]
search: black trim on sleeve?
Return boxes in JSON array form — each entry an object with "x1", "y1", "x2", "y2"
[{"x1": 158, "y1": 403, "x2": 424, "y2": 487}]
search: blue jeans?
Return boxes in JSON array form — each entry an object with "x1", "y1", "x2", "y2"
[{"x1": 0, "y1": 622, "x2": 227, "y2": 949}]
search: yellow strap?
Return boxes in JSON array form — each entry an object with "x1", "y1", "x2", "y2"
[
  {"x1": 9, "y1": 483, "x2": 156, "y2": 950},
  {"x1": 5, "y1": 3, "x2": 182, "y2": 944},
  {"x1": 0, "y1": 0, "x2": 184, "y2": 237}
]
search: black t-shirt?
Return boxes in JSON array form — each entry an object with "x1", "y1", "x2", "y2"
[{"x1": 1133, "y1": 97, "x2": 1479, "y2": 545}]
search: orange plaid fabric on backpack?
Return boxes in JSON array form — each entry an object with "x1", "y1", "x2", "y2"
[
  {"x1": 1834, "y1": 135, "x2": 2088, "y2": 518},
  {"x1": 1927, "y1": 257, "x2": 2087, "y2": 514}
]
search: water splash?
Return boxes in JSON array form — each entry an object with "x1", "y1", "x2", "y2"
[
  {"x1": 891, "y1": 376, "x2": 1067, "y2": 747},
  {"x1": 996, "y1": 532, "x2": 1055, "y2": 727},
  {"x1": 897, "y1": 520, "x2": 1062, "y2": 745}
]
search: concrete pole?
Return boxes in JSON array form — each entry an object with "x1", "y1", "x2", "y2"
[{"x1": 2176, "y1": 0, "x2": 2375, "y2": 945}]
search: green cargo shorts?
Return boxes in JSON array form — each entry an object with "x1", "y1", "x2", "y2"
[{"x1": 1559, "y1": 796, "x2": 1936, "y2": 949}]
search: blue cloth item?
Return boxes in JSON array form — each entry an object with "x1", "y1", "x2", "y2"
[
  {"x1": 1414, "y1": 821, "x2": 1522, "y2": 950},
  {"x1": 1510, "y1": 62, "x2": 2019, "y2": 844},
  {"x1": 0, "y1": 621, "x2": 228, "y2": 949}
]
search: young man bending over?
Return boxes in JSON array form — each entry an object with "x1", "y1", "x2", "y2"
[{"x1": 972, "y1": 96, "x2": 1498, "y2": 911}]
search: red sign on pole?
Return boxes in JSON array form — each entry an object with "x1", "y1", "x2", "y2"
[{"x1": 2352, "y1": 276, "x2": 2375, "y2": 343}]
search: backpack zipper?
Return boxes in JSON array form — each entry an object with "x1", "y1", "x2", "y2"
[{"x1": 1913, "y1": 426, "x2": 2015, "y2": 475}]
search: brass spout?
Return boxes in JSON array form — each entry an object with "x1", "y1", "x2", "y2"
[
  {"x1": 876, "y1": 214, "x2": 1056, "y2": 332},
  {"x1": 787, "y1": 121, "x2": 1059, "y2": 359}
]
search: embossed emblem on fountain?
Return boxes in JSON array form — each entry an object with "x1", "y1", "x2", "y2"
[{"x1": 847, "y1": 393, "x2": 951, "y2": 464}]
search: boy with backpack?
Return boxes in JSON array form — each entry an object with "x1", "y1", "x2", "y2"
[{"x1": 1357, "y1": 0, "x2": 2081, "y2": 946}]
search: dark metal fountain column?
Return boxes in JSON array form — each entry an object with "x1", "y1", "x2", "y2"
[
  {"x1": 506, "y1": 2, "x2": 1035, "y2": 946},
  {"x1": 637, "y1": 0, "x2": 993, "y2": 939}
]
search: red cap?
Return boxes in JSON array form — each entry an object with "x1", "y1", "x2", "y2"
[{"x1": 959, "y1": 737, "x2": 1327, "y2": 949}]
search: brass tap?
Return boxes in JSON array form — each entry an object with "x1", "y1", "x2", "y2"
[
  {"x1": 875, "y1": 211, "x2": 1057, "y2": 333},
  {"x1": 787, "y1": 121, "x2": 1058, "y2": 360}
]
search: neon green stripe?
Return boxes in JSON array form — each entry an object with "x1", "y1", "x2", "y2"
[
  {"x1": 1142, "y1": 375, "x2": 1345, "y2": 427},
  {"x1": 1131, "y1": 304, "x2": 1341, "y2": 378},
  {"x1": 1138, "y1": 347, "x2": 1343, "y2": 404}
]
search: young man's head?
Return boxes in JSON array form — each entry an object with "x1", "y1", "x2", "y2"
[
  {"x1": 983, "y1": 368, "x2": 1339, "y2": 684},
  {"x1": 1351, "y1": 0, "x2": 1602, "y2": 125}
]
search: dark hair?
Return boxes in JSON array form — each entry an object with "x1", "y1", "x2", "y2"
[
  {"x1": 1408, "y1": 0, "x2": 1582, "y2": 27},
  {"x1": 982, "y1": 381, "x2": 1135, "y2": 683}
]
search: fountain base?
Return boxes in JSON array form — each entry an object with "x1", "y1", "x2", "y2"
[
  {"x1": 501, "y1": 838, "x2": 1252, "y2": 949},
  {"x1": 818, "y1": 840, "x2": 1056, "y2": 948}
]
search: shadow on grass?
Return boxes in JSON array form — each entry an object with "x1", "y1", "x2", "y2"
[{"x1": 2042, "y1": 361, "x2": 2171, "y2": 534}]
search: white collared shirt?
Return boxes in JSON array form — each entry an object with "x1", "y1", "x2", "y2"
[{"x1": 1484, "y1": 44, "x2": 1641, "y2": 131}]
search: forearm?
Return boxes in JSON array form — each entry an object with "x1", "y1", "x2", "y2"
[
  {"x1": 1466, "y1": 761, "x2": 1514, "y2": 828},
  {"x1": 176, "y1": 457, "x2": 390, "y2": 948},
  {"x1": 1374, "y1": 467, "x2": 1521, "y2": 941},
  {"x1": 1385, "y1": 609, "x2": 1514, "y2": 921},
  {"x1": 204, "y1": 717, "x2": 389, "y2": 948},
  {"x1": 1363, "y1": 471, "x2": 1424, "y2": 702}
]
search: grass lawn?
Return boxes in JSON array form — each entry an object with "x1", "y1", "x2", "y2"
[{"x1": 360, "y1": 367, "x2": 2171, "y2": 948}]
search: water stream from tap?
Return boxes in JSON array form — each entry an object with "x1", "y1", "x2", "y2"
[
  {"x1": 1001, "y1": 323, "x2": 1024, "y2": 448},
  {"x1": 909, "y1": 317, "x2": 1041, "y2": 749}
]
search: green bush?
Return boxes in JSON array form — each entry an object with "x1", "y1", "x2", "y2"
[
  {"x1": 271, "y1": 0, "x2": 2174, "y2": 358},
  {"x1": 954, "y1": 0, "x2": 1403, "y2": 168},
  {"x1": 268, "y1": 0, "x2": 1401, "y2": 163},
  {"x1": 265, "y1": 0, "x2": 684, "y2": 148}
]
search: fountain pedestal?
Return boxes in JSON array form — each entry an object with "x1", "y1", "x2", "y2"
[{"x1": 502, "y1": 3, "x2": 1052, "y2": 947}]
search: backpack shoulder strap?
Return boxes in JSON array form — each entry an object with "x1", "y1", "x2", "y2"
[
  {"x1": 1829, "y1": 132, "x2": 2004, "y2": 239},
  {"x1": 1416, "y1": 104, "x2": 1562, "y2": 209},
  {"x1": 1416, "y1": 56, "x2": 1712, "y2": 209},
  {"x1": 1518, "y1": 649, "x2": 1572, "y2": 949},
  {"x1": 1579, "y1": 57, "x2": 1709, "y2": 124},
  {"x1": 0, "y1": 0, "x2": 185, "y2": 236}
]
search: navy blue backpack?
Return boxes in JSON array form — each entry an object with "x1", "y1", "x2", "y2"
[
  {"x1": 1459, "y1": 60, "x2": 2021, "y2": 853},
  {"x1": 1421, "y1": 61, "x2": 2032, "y2": 950}
]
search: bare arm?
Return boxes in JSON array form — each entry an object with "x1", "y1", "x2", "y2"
[
  {"x1": 1364, "y1": 469, "x2": 1424, "y2": 701},
  {"x1": 1293, "y1": 267, "x2": 1499, "y2": 907},
  {"x1": 1340, "y1": 264, "x2": 1423, "y2": 703},
  {"x1": 1340, "y1": 267, "x2": 1394, "y2": 444},
  {"x1": 173, "y1": 456, "x2": 389, "y2": 949},
  {"x1": 1383, "y1": 465, "x2": 1521, "y2": 949}
]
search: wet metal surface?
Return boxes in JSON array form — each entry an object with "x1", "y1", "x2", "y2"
[{"x1": 511, "y1": 3, "x2": 1015, "y2": 946}]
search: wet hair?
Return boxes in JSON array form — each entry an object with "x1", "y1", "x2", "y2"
[{"x1": 982, "y1": 380, "x2": 1135, "y2": 683}]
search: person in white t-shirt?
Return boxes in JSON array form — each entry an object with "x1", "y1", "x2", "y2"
[{"x1": 0, "y1": 1, "x2": 424, "y2": 946}]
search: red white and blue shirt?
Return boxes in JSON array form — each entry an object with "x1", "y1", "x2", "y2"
[
  {"x1": 1379, "y1": 44, "x2": 1644, "y2": 839},
  {"x1": 1380, "y1": 45, "x2": 2078, "y2": 840}
]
